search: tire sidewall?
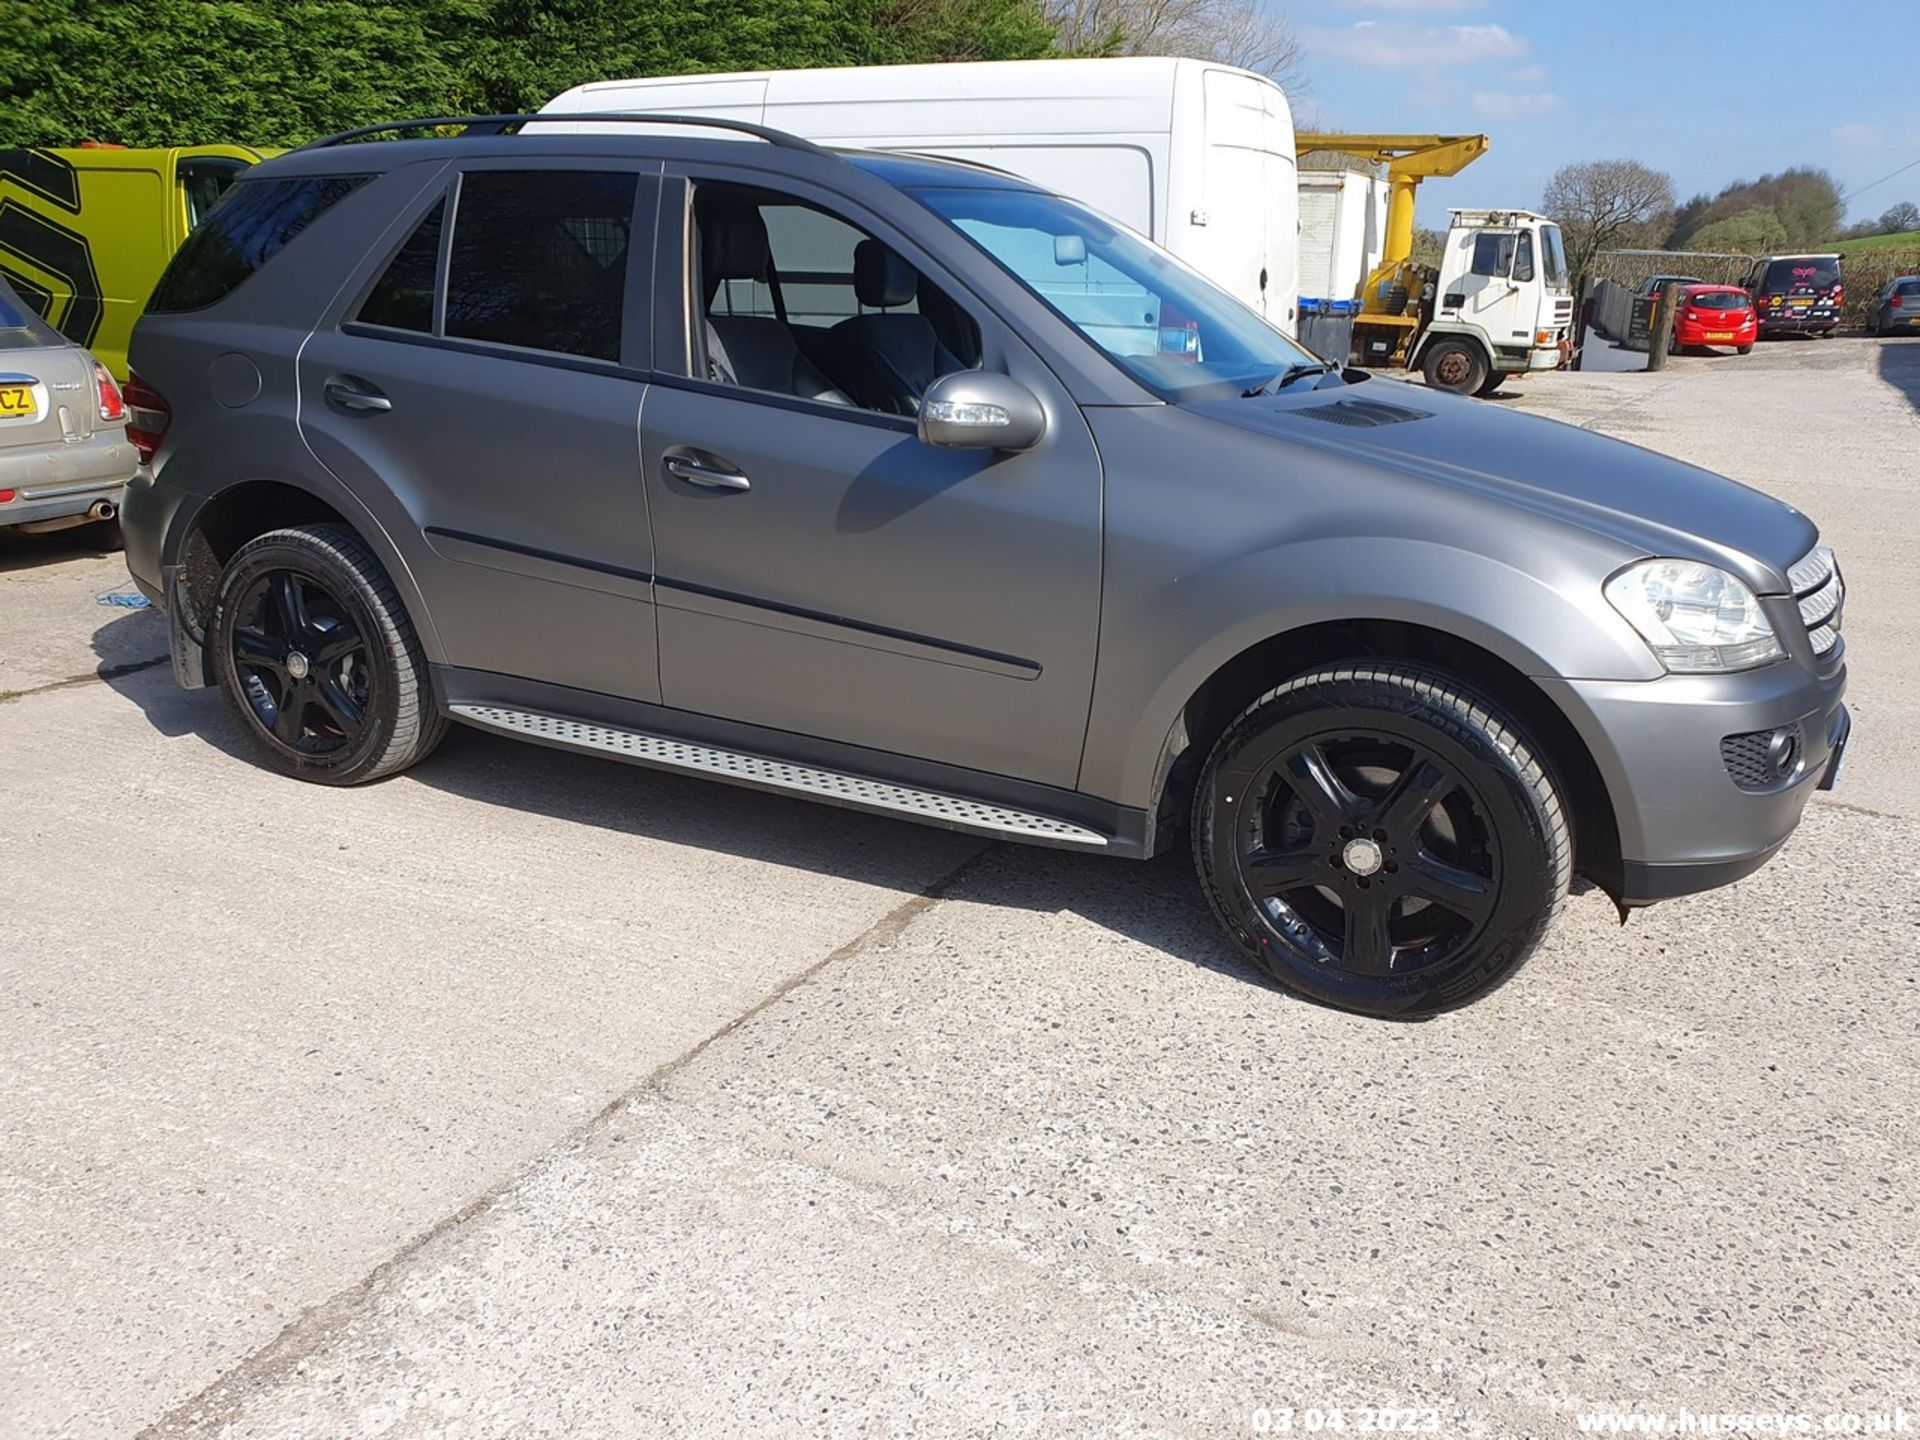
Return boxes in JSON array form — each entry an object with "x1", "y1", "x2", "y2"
[
  {"x1": 211, "y1": 532, "x2": 403, "y2": 784},
  {"x1": 1424, "y1": 341, "x2": 1487, "y2": 396},
  {"x1": 1197, "y1": 673, "x2": 1560, "y2": 1018}
]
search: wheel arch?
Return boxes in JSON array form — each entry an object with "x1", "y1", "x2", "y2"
[
  {"x1": 1147, "y1": 617, "x2": 1623, "y2": 899},
  {"x1": 166, "y1": 475, "x2": 445, "y2": 681}
]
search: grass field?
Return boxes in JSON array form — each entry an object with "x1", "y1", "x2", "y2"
[{"x1": 1835, "y1": 230, "x2": 1920, "y2": 254}]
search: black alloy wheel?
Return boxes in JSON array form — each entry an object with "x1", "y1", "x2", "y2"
[
  {"x1": 211, "y1": 524, "x2": 445, "y2": 785},
  {"x1": 1195, "y1": 664, "x2": 1570, "y2": 1018},
  {"x1": 230, "y1": 569, "x2": 372, "y2": 757}
]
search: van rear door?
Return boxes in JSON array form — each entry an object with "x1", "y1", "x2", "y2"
[{"x1": 1197, "y1": 69, "x2": 1293, "y2": 328}]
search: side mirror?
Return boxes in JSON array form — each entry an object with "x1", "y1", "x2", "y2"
[{"x1": 918, "y1": 371, "x2": 1046, "y2": 452}]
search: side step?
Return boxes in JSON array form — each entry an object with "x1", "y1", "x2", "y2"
[{"x1": 449, "y1": 704, "x2": 1110, "y2": 848}]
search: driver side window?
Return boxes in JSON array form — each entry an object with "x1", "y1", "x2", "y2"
[
  {"x1": 690, "y1": 181, "x2": 980, "y2": 419},
  {"x1": 1469, "y1": 232, "x2": 1517, "y2": 278}
]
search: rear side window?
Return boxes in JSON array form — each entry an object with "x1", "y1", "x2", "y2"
[
  {"x1": 443, "y1": 170, "x2": 637, "y2": 362},
  {"x1": 357, "y1": 199, "x2": 445, "y2": 333},
  {"x1": 148, "y1": 174, "x2": 369, "y2": 313}
]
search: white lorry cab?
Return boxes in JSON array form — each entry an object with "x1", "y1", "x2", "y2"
[{"x1": 541, "y1": 57, "x2": 1301, "y2": 332}]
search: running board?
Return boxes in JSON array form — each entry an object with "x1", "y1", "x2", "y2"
[{"x1": 449, "y1": 704, "x2": 1111, "y2": 848}]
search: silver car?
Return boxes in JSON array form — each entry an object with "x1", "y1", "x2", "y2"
[
  {"x1": 0, "y1": 277, "x2": 137, "y2": 541},
  {"x1": 1864, "y1": 276, "x2": 1920, "y2": 336}
]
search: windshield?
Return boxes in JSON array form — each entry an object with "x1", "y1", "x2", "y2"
[
  {"x1": 1763, "y1": 257, "x2": 1841, "y2": 293},
  {"x1": 1539, "y1": 224, "x2": 1569, "y2": 287},
  {"x1": 910, "y1": 185, "x2": 1316, "y2": 400}
]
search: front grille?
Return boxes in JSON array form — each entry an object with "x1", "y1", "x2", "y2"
[{"x1": 1786, "y1": 545, "x2": 1844, "y2": 658}]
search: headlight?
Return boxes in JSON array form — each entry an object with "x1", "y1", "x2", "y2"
[{"x1": 1604, "y1": 559, "x2": 1784, "y2": 672}]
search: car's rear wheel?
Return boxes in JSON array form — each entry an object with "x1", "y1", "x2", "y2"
[
  {"x1": 210, "y1": 523, "x2": 445, "y2": 785},
  {"x1": 1737, "y1": 343, "x2": 1754, "y2": 355},
  {"x1": 1422, "y1": 340, "x2": 1488, "y2": 396},
  {"x1": 1193, "y1": 663, "x2": 1571, "y2": 1019}
]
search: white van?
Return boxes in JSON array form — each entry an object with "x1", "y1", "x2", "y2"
[{"x1": 541, "y1": 57, "x2": 1301, "y2": 332}]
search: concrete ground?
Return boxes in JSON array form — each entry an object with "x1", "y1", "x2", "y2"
[{"x1": 3, "y1": 339, "x2": 1916, "y2": 1439}]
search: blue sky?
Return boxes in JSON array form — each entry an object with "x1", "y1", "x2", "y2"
[{"x1": 1287, "y1": 0, "x2": 1920, "y2": 230}]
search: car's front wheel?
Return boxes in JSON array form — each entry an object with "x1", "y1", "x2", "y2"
[
  {"x1": 210, "y1": 523, "x2": 445, "y2": 785},
  {"x1": 1193, "y1": 663, "x2": 1571, "y2": 1018}
]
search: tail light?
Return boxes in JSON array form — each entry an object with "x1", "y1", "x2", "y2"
[
  {"x1": 94, "y1": 362, "x2": 124, "y2": 422},
  {"x1": 122, "y1": 372, "x2": 171, "y2": 464},
  {"x1": 1892, "y1": 295, "x2": 1906, "y2": 310}
]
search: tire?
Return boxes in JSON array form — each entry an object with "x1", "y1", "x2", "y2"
[
  {"x1": 1737, "y1": 344, "x2": 1754, "y2": 355},
  {"x1": 85, "y1": 517, "x2": 124, "y2": 552},
  {"x1": 210, "y1": 523, "x2": 445, "y2": 785},
  {"x1": 1192, "y1": 663, "x2": 1571, "y2": 1019},
  {"x1": 1421, "y1": 339, "x2": 1488, "y2": 396},
  {"x1": 1473, "y1": 369, "x2": 1509, "y2": 398}
]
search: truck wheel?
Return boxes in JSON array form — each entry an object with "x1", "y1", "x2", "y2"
[
  {"x1": 209, "y1": 523, "x2": 446, "y2": 786},
  {"x1": 1474, "y1": 369, "x2": 1509, "y2": 398},
  {"x1": 1421, "y1": 340, "x2": 1488, "y2": 396},
  {"x1": 1192, "y1": 663, "x2": 1571, "y2": 1019}
]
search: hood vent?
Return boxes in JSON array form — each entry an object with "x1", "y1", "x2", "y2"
[{"x1": 1292, "y1": 399, "x2": 1433, "y2": 428}]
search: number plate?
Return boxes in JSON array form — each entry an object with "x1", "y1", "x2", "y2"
[
  {"x1": 0, "y1": 383, "x2": 37, "y2": 419},
  {"x1": 1705, "y1": 331, "x2": 1735, "y2": 341}
]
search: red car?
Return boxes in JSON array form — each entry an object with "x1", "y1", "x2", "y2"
[{"x1": 1673, "y1": 284, "x2": 1759, "y2": 353}]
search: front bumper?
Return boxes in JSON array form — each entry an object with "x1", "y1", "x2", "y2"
[{"x1": 1537, "y1": 656, "x2": 1848, "y2": 905}]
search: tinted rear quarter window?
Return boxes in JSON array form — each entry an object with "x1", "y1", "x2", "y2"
[
  {"x1": 357, "y1": 199, "x2": 445, "y2": 333},
  {"x1": 443, "y1": 170, "x2": 637, "y2": 362},
  {"x1": 148, "y1": 174, "x2": 369, "y2": 313}
]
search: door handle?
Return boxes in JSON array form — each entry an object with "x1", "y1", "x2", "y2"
[
  {"x1": 324, "y1": 380, "x2": 392, "y2": 413},
  {"x1": 664, "y1": 453, "x2": 751, "y2": 492}
]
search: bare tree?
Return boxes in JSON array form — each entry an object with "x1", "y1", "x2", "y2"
[
  {"x1": 1879, "y1": 200, "x2": 1920, "y2": 236},
  {"x1": 1542, "y1": 158, "x2": 1676, "y2": 288},
  {"x1": 1042, "y1": 0, "x2": 1304, "y2": 84}
]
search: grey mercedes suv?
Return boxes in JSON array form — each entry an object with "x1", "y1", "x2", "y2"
[{"x1": 120, "y1": 116, "x2": 1849, "y2": 1018}]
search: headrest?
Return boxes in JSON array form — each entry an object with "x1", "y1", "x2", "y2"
[
  {"x1": 701, "y1": 199, "x2": 770, "y2": 284},
  {"x1": 854, "y1": 239, "x2": 918, "y2": 309}
]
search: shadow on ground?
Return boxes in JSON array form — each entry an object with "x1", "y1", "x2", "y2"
[
  {"x1": 93, "y1": 614, "x2": 1268, "y2": 1000},
  {"x1": 0, "y1": 523, "x2": 123, "y2": 575},
  {"x1": 1877, "y1": 336, "x2": 1920, "y2": 415}
]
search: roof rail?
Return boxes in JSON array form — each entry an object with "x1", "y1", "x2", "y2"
[{"x1": 296, "y1": 112, "x2": 830, "y2": 156}]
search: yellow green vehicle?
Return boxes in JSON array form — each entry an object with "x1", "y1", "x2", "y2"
[{"x1": 0, "y1": 144, "x2": 269, "y2": 378}]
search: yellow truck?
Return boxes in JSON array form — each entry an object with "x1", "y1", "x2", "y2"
[{"x1": 0, "y1": 144, "x2": 268, "y2": 378}]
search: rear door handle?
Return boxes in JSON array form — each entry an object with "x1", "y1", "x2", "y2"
[
  {"x1": 324, "y1": 379, "x2": 392, "y2": 413},
  {"x1": 664, "y1": 452, "x2": 750, "y2": 492}
]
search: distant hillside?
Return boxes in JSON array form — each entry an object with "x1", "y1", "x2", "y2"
[{"x1": 1835, "y1": 230, "x2": 1920, "y2": 255}]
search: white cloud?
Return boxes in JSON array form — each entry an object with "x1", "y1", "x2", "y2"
[
  {"x1": 1829, "y1": 122, "x2": 1878, "y2": 151},
  {"x1": 1469, "y1": 90, "x2": 1565, "y2": 119},
  {"x1": 1303, "y1": 21, "x2": 1529, "y2": 69},
  {"x1": 1506, "y1": 62, "x2": 1549, "y2": 85}
]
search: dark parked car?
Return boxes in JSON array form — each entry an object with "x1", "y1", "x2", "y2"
[
  {"x1": 1743, "y1": 253, "x2": 1844, "y2": 337},
  {"x1": 120, "y1": 117, "x2": 1849, "y2": 1018},
  {"x1": 1865, "y1": 276, "x2": 1920, "y2": 336}
]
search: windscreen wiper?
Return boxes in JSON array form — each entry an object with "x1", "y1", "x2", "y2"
[{"x1": 1243, "y1": 361, "x2": 1337, "y2": 397}]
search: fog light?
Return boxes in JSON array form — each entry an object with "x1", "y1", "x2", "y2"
[{"x1": 1766, "y1": 728, "x2": 1799, "y2": 778}]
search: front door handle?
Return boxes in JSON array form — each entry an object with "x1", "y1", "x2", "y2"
[
  {"x1": 324, "y1": 379, "x2": 392, "y2": 413},
  {"x1": 664, "y1": 452, "x2": 751, "y2": 492}
]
